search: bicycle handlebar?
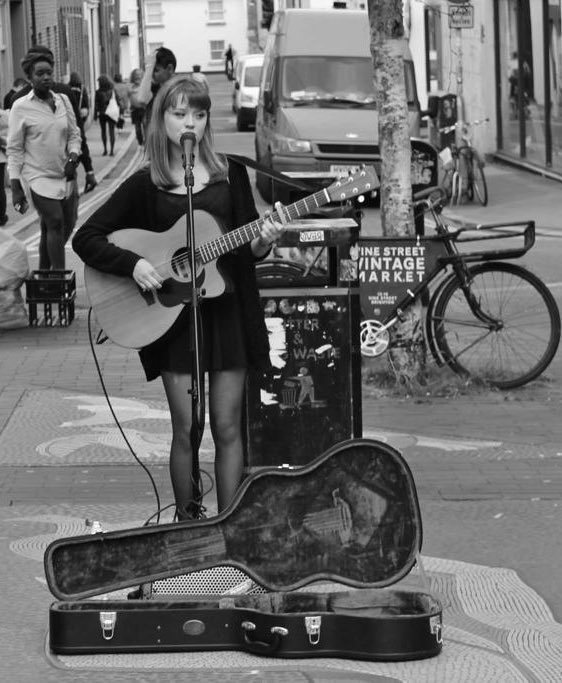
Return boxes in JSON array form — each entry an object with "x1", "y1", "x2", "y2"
[
  {"x1": 413, "y1": 186, "x2": 447, "y2": 202},
  {"x1": 439, "y1": 118, "x2": 490, "y2": 134},
  {"x1": 413, "y1": 185, "x2": 447, "y2": 214}
]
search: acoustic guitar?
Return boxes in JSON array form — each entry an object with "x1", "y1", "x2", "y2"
[
  {"x1": 44, "y1": 438, "x2": 421, "y2": 601},
  {"x1": 84, "y1": 168, "x2": 378, "y2": 348}
]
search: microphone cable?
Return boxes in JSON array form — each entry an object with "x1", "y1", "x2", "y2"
[
  {"x1": 86, "y1": 308, "x2": 215, "y2": 526},
  {"x1": 87, "y1": 307, "x2": 162, "y2": 523}
]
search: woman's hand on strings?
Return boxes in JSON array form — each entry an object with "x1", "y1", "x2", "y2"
[
  {"x1": 260, "y1": 201, "x2": 288, "y2": 247},
  {"x1": 133, "y1": 258, "x2": 163, "y2": 292}
]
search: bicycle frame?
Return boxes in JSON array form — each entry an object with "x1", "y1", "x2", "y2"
[
  {"x1": 360, "y1": 207, "x2": 535, "y2": 337},
  {"x1": 439, "y1": 119, "x2": 489, "y2": 205}
]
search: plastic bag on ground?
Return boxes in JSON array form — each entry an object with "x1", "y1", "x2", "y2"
[{"x1": 0, "y1": 231, "x2": 30, "y2": 329}]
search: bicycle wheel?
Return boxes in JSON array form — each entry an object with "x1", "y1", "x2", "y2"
[
  {"x1": 430, "y1": 262, "x2": 561, "y2": 389},
  {"x1": 470, "y1": 152, "x2": 488, "y2": 206}
]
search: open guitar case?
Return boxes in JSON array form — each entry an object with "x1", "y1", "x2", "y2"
[{"x1": 45, "y1": 438, "x2": 443, "y2": 661}]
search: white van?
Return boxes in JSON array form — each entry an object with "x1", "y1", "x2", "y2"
[
  {"x1": 255, "y1": 9, "x2": 422, "y2": 202},
  {"x1": 232, "y1": 53, "x2": 264, "y2": 131}
]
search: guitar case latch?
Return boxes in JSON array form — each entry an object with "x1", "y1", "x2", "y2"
[
  {"x1": 305, "y1": 615, "x2": 322, "y2": 645},
  {"x1": 99, "y1": 611, "x2": 117, "y2": 640}
]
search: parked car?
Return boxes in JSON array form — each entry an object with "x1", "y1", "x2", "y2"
[
  {"x1": 232, "y1": 53, "x2": 264, "y2": 131},
  {"x1": 255, "y1": 9, "x2": 422, "y2": 203}
]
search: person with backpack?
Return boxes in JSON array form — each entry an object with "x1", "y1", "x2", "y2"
[{"x1": 94, "y1": 74, "x2": 121, "y2": 156}]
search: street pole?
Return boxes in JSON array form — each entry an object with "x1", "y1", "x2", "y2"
[
  {"x1": 455, "y1": 27, "x2": 464, "y2": 127},
  {"x1": 137, "y1": 0, "x2": 146, "y2": 70},
  {"x1": 30, "y1": 0, "x2": 37, "y2": 44}
]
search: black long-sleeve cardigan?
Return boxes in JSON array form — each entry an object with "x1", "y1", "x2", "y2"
[{"x1": 72, "y1": 160, "x2": 272, "y2": 372}]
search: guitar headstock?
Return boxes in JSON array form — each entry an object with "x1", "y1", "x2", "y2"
[{"x1": 326, "y1": 166, "x2": 380, "y2": 202}]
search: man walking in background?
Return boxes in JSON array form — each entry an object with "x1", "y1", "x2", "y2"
[{"x1": 135, "y1": 47, "x2": 176, "y2": 129}]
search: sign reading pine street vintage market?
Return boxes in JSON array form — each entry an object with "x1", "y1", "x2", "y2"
[{"x1": 358, "y1": 238, "x2": 443, "y2": 321}]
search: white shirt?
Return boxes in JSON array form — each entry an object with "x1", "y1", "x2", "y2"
[{"x1": 7, "y1": 90, "x2": 82, "y2": 200}]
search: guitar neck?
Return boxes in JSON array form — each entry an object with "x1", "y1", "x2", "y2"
[{"x1": 198, "y1": 187, "x2": 331, "y2": 264}]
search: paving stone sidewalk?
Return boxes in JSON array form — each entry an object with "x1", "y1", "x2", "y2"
[{"x1": 1, "y1": 110, "x2": 561, "y2": 681}]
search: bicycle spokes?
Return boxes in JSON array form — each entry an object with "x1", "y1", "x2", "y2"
[{"x1": 431, "y1": 263, "x2": 560, "y2": 389}]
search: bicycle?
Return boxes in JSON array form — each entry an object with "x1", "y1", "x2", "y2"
[
  {"x1": 359, "y1": 187, "x2": 561, "y2": 389},
  {"x1": 439, "y1": 119, "x2": 489, "y2": 207}
]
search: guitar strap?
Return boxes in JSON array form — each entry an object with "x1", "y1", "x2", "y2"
[{"x1": 224, "y1": 153, "x2": 319, "y2": 193}]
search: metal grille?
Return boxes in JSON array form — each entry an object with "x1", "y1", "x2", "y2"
[
  {"x1": 316, "y1": 143, "x2": 380, "y2": 156},
  {"x1": 152, "y1": 566, "x2": 266, "y2": 595}
]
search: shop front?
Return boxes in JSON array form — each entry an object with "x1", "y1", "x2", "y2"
[{"x1": 494, "y1": 0, "x2": 562, "y2": 176}]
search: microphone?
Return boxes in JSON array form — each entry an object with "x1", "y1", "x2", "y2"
[{"x1": 180, "y1": 131, "x2": 197, "y2": 168}]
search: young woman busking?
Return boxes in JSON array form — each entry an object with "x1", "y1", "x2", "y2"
[{"x1": 72, "y1": 76, "x2": 287, "y2": 519}]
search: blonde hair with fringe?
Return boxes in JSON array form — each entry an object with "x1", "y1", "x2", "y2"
[{"x1": 145, "y1": 75, "x2": 228, "y2": 189}]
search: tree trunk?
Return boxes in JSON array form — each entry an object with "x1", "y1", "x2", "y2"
[{"x1": 367, "y1": 0, "x2": 425, "y2": 390}]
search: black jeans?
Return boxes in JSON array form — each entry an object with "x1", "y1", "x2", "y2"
[
  {"x1": 30, "y1": 184, "x2": 78, "y2": 270},
  {"x1": 99, "y1": 114, "x2": 116, "y2": 153},
  {"x1": 131, "y1": 108, "x2": 145, "y2": 145}
]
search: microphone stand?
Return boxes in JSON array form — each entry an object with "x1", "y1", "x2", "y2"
[{"x1": 182, "y1": 143, "x2": 204, "y2": 507}]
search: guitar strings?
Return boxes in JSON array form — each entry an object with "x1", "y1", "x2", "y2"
[
  {"x1": 93, "y1": 195, "x2": 320, "y2": 309},
  {"x1": 92, "y1": 176, "x2": 367, "y2": 309}
]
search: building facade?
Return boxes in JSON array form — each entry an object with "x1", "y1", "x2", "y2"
[
  {"x1": 493, "y1": 0, "x2": 561, "y2": 177},
  {"x1": 423, "y1": 0, "x2": 561, "y2": 179},
  {"x1": 0, "y1": 0, "x2": 120, "y2": 115},
  {"x1": 139, "y1": 0, "x2": 255, "y2": 74}
]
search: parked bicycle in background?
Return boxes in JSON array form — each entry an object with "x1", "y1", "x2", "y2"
[
  {"x1": 359, "y1": 187, "x2": 561, "y2": 389},
  {"x1": 439, "y1": 119, "x2": 489, "y2": 207}
]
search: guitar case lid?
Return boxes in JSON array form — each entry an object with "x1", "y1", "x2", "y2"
[{"x1": 44, "y1": 439, "x2": 423, "y2": 600}]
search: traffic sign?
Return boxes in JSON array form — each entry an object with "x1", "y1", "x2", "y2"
[{"x1": 449, "y1": 4, "x2": 474, "y2": 29}]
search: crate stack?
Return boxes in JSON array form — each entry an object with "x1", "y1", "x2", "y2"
[{"x1": 25, "y1": 270, "x2": 76, "y2": 327}]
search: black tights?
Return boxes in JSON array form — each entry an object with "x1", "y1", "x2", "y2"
[{"x1": 161, "y1": 367, "x2": 246, "y2": 514}]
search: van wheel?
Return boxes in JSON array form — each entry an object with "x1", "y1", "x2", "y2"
[
  {"x1": 255, "y1": 153, "x2": 273, "y2": 204},
  {"x1": 236, "y1": 111, "x2": 247, "y2": 132}
]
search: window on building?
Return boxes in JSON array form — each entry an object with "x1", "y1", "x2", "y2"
[
  {"x1": 148, "y1": 42, "x2": 164, "y2": 55},
  {"x1": 208, "y1": 1, "x2": 224, "y2": 22},
  {"x1": 210, "y1": 40, "x2": 225, "y2": 62},
  {"x1": 145, "y1": 2, "x2": 164, "y2": 26}
]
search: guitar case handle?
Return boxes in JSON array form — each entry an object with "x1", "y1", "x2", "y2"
[{"x1": 241, "y1": 620, "x2": 288, "y2": 656}]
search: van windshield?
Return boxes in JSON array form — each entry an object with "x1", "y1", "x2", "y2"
[
  {"x1": 244, "y1": 65, "x2": 262, "y2": 87},
  {"x1": 280, "y1": 56, "x2": 416, "y2": 107}
]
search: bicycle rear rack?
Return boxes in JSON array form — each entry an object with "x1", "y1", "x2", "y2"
[{"x1": 438, "y1": 220, "x2": 534, "y2": 264}]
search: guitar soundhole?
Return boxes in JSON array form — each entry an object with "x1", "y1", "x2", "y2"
[{"x1": 172, "y1": 248, "x2": 197, "y2": 280}]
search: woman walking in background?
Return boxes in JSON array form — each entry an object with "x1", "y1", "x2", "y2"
[
  {"x1": 94, "y1": 74, "x2": 120, "y2": 156},
  {"x1": 128, "y1": 68, "x2": 145, "y2": 146}
]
